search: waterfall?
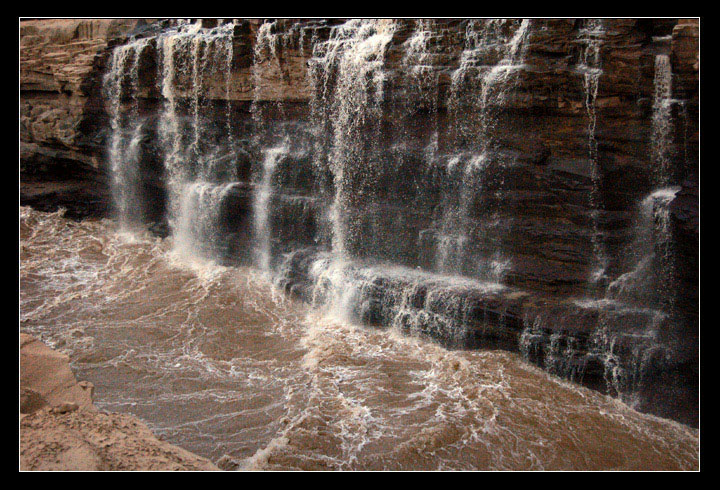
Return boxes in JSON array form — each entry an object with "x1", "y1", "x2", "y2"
[
  {"x1": 605, "y1": 55, "x2": 678, "y2": 310},
  {"x1": 309, "y1": 19, "x2": 397, "y2": 257},
  {"x1": 275, "y1": 248, "x2": 505, "y2": 348},
  {"x1": 552, "y1": 52, "x2": 680, "y2": 409},
  {"x1": 435, "y1": 19, "x2": 530, "y2": 280},
  {"x1": 103, "y1": 37, "x2": 151, "y2": 231},
  {"x1": 95, "y1": 20, "x2": 696, "y2": 426},
  {"x1": 519, "y1": 50, "x2": 683, "y2": 409},
  {"x1": 522, "y1": 140, "x2": 683, "y2": 408},
  {"x1": 652, "y1": 54, "x2": 674, "y2": 187},
  {"x1": 251, "y1": 21, "x2": 278, "y2": 132},
  {"x1": 607, "y1": 187, "x2": 680, "y2": 308},
  {"x1": 252, "y1": 145, "x2": 287, "y2": 271},
  {"x1": 519, "y1": 47, "x2": 682, "y2": 406},
  {"x1": 158, "y1": 33, "x2": 185, "y2": 214},
  {"x1": 578, "y1": 19, "x2": 609, "y2": 284},
  {"x1": 175, "y1": 181, "x2": 236, "y2": 260},
  {"x1": 402, "y1": 19, "x2": 440, "y2": 114},
  {"x1": 155, "y1": 22, "x2": 237, "y2": 260}
]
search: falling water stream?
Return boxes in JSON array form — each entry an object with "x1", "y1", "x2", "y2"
[
  {"x1": 578, "y1": 19, "x2": 609, "y2": 285},
  {"x1": 435, "y1": 19, "x2": 530, "y2": 280},
  {"x1": 103, "y1": 37, "x2": 151, "y2": 231},
  {"x1": 252, "y1": 145, "x2": 287, "y2": 272}
]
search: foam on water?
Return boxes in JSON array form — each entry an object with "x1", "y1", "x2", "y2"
[{"x1": 20, "y1": 207, "x2": 698, "y2": 470}]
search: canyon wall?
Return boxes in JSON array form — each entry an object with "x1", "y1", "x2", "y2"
[{"x1": 19, "y1": 18, "x2": 699, "y2": 425}]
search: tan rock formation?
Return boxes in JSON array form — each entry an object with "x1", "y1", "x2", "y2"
[
  {"x1": 20, "y1": 333, "x2": 94, "y2": 413},
  {"x1": 20, "y1": 19, "x2": 151, "y2": 219},
  {"x1": 20, "y1": 334, "x2": 219, "y2": 471}
]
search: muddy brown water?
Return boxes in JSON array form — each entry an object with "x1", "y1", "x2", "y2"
[{"x1": 19, "y1": 207, "x2": 699, "y2": 470}]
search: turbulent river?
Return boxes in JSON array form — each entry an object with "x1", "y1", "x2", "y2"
[{"x1": 20, "y1": 207, "x2": 698, "y2": 470}]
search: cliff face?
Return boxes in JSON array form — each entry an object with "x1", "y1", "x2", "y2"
[
  {"x1": 20, "y1": 18, "x2": 699, "y2": 292},
  {"x1": 19, "y1": 19, "x2": 699, "y2": 425},
  {"x1": 20, "y1": 19, "x2": 153, "y2": 217}
]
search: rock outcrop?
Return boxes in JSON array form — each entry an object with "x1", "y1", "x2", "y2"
[
  {"x1": 20, "y1": 334, "x2": 219, "y2": 471},
  {"x1": 20, "y1": 19, "x2": 155, "y2": 219}
]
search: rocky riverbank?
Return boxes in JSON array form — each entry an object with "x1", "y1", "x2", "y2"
[{"x1": 20, "y1": 334, "x2": 219, "y2": 471}]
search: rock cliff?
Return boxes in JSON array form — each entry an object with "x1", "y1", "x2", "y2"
[{"x1": 20, "y1": 19, "x2": 154, "y2": 218}]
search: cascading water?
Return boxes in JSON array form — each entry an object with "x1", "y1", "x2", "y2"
[
  {"x1": 154, "y1": 22, "x2": 237, "y2": 260},
  {"x1": 652, "y1": 54, "x2": 674, "y2": 187},
  {"x1": 103, "y1": 37, "x2": 151, "y2": 231},
  {"x1": 607, "y1": 187, "x2": 680, "y2": 307},
  {"x1": 252, "y1": 144, "x2": 287, "y2": 271},
  {"x1": 19, "y1": 18, "x2": 700, "y2": 471},
  {"x1": 584, "y1": 50, "x2": 682, "y2": 410},
  {"x1": 251, "y1": 21, "x2": 281, "y2": 133},
  {"x1": 596, "y1": 54, "x2": 680, "y2": 366},
  {"x1": 175, "y1": 181, "x2": 236, "y2": 259},
  {"x1": 519, "y1": 48, "x2": 683, "y2": 410},
  {"x1": 433, "y1": 19, "x2": 530, "y2": 281},
  {"x1": 599, "y1": 54, "x2": 676, "y2": 310},
  {"x1": 88, "y1": 19, "x2": 699, "y2": 443},
  {"x1": 578, "y1": 18, "x2": 609, "y2": 284},
  {"x1": 402, "y1": 19, "x2": 440, "y2": 114},
  {"x1": 308, "y1": 19, "x2": 396, "y2": 257}
]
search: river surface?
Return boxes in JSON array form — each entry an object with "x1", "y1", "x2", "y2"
[{"x1": 19, "y1": 207, "x2": 699, "y2": 470}]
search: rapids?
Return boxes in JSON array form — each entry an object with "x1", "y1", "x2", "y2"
[{"x1": 20, "y1": 206, "x2": 698, "y2": 470}]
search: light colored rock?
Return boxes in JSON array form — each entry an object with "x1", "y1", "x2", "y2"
[
  {"x1": 20, "y1": 410, "x2": 220, "y2": 471},
  {"x1": 19, "y1": 334, "x2": 219, "y2": 471},
  {"x1": 20, "y1": 333, "x2": 94, "y2": 413}
]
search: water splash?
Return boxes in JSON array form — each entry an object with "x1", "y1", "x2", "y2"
[{"x1": 174, "y1": 182, "x2": 236, "y2": 261}]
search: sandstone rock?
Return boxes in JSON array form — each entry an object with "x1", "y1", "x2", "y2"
[
  {"x1": 20, "y1": 409, "x2": 220, "y2": 471},
  {"x1": 20, "y1": 19, "x2": 149, "y2": 218},
  {"x1": 216, "y1": 454, "x2": 241, "y2": 471},
  {"x1": 50, "y1": 402, "x2": 79, "y2": 414},
  {"x1": 19, "y1": 334, "x2": 220, "y2": 471},
  {"x1": 20, "y1": 333, "x2": 94, "y2": 413}
]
